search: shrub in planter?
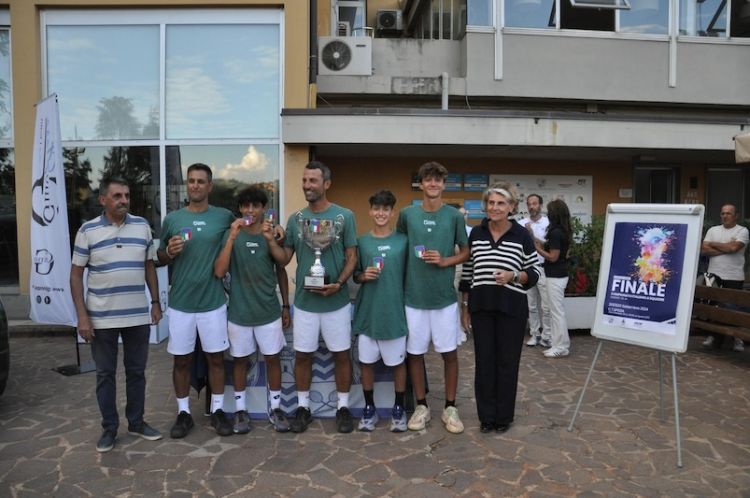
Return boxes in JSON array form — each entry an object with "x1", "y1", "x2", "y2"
[{"x1": 566, "y1": 215, "x2": 605, "y2": 296}]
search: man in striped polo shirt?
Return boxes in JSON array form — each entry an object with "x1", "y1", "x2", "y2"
[{"x1": 70, "y1": 177, "x2": 163, "y2": 453}]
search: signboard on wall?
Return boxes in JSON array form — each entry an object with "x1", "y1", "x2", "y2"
[
  {"x1": 592, "y1": 204, "x2": 703, "y2": 353},
  {"x1": 489, "y1": 174, "x2": 593, "y2": 223}
]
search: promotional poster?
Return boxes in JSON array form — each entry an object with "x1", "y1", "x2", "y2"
[{"x1": 602, "y1": 222, "x2": 687, "y2": 335}]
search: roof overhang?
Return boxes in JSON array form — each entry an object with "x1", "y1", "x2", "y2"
[{"x1": 282, "y1": 108, "x2": 745, "y2": 152}]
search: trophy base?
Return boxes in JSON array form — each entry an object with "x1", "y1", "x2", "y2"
[{"x1": 304, "y1": 274, "x2": 330, "y2": 290}]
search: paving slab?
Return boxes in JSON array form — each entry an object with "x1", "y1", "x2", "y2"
[{"x1": 1, "y1": 331, "x2": 748, "y2": 496}]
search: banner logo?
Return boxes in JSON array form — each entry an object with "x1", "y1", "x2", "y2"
[
  {"x1": 33, "y1": 249, "x2": 54, "y2": 275},
  {"x1": 31, "y1": 117, "x2": 61, "y2": 227}
]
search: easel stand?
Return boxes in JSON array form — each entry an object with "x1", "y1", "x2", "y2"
[
  {"x1": 52, "y1": 331, "x2": 95, "y2": 376},
  {"x1": 567, "y1": 340, "x2": 683, "y2": 468}
]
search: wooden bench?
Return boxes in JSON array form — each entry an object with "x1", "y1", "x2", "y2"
[{"x1": 691, "y1": 285, "x2": 750, "y2": 342}]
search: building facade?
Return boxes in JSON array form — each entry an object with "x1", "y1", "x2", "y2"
[{"x1": 284, "y1": 0, "x2": 749, "y2": 233}]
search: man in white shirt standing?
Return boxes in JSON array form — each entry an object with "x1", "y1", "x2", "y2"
[
  {"x1": 701, "y1": 203, "x2": 748, "y2": 352},
  {"x1": 518, "y1": 194, "x2": 551, "y2": 348}
]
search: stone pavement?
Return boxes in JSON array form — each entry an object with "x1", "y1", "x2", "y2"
[{"x1": 1, "y1": 330, "x2": 749, "y2": 497}]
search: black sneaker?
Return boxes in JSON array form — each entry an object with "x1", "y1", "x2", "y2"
[
  {"x1": 96, "y1": 429, "x2": 117, "y2": 453},
  {"x1": 170, "y1": 411, "x2": 194, "y2": 439},
  {"x1": 336, "y1": 407, "x2": 354, "y2": 434},
  {"x1": 210, "y1": 409, "x2": 233, "y2": 437},
  {"x1": 128, "y1": 421, "x2": 163, "y2": 441},
  {"x1": 269, "y1": 408, "x2": 291, "y2": 432},
  {"x1": 290, "y1": 407, "x2": 312, "y2": 433}
]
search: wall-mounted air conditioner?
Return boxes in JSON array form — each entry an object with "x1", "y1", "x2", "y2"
[
  {"x1": 376, "y1": 9, "x2": 404, "y2": 34},
  {"x1": 318, "y1": 36, "x2": 372, "y2": 76},
  {"x1": 337, "y1": 21, "x2": 351, "y2": 37}
]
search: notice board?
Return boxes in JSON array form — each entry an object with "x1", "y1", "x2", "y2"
[{"x1": 592, "y1": 204, "x2": 704, "y2": 353}]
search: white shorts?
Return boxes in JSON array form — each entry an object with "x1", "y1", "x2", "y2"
[
  {"x1": 167, "y1": 305, "x2": 229, "y2": 355},
  {"x1": 405, "y1": 303, "x2": 461, "y2": 354},
  {"x1": 293, "y1": 304, "x2": 352, "y2": 353},
  {"x1": 358, "y1": 334, "x2": 407, "y2": 367},
  {"x1": 228, "y1": 318, "x2": 286, "y2": 357}
]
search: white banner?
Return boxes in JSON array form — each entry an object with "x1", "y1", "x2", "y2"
[{"x1": 29, "y1": 95, "x2": 77, "y2": 326}]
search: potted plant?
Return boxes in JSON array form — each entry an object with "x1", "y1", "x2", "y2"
[{"x1": 564, "y1": 215, "x2": 605, "y2": 329}]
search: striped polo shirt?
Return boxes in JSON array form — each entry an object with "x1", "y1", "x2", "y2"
[{"x1": 72, "y1": 213, "x2": 156, "y2": 329}]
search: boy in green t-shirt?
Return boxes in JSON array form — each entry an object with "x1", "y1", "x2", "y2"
[
  {"x1": 352, "y1": 190, "x2": 409, "y2": 432},
  {"x1": 396, "y1": 161, "x2": 469, "y2": 434},
  {"x1": 214, "y1": 186, "x2": 292, "y2": 434}
]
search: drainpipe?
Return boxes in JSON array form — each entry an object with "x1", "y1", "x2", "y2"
[
  {"x1": 309, "y1": 0, "x2": 318, "y2": 108},
  {"x1": 441, "y1": 72, "x2": 449, "y2": 110}
]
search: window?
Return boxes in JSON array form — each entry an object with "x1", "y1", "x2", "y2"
[
  {"x1": 633, "y1": 166, "x2": 678, "y2": 203},
  {"x1": 620, "y1": 0, "x2": 669, "y2": 34},
  {"x1": 679, "y1": 0, "x2": 727, "y2": 36},
  {"x1": 42, "y1": 8, "x2": 283, "y2": 238},
  {"x1": 505, "y1": 0, "x2": 556, "y2": 28},
  {"x1": 706, "y1": 168, "x2": 745, "y2": 224},
  {"x1": 468, "y1": 0, "x2": 494, "y2": 25},
  {"x1": 679, "y1": 0, "x2": 750, "y2": 37},
  {"x1": 503, "y1": 0, "x2": 674, "y2": 34},
  {"x1": 0, "y1": 12, "x2": 14, "y2": 284},
  {"x1": 415, "y1": 0, "x2": 468, "y2": 39},
  {"x1": 334, "y1": 1, "x2": 366, "y2": 36}
]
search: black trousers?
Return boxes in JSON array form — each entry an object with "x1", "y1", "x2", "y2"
[{"x1": 471, "y1": 310, "x2": 526, "y2": 426}]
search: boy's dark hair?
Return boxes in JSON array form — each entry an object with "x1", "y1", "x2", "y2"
[
  {"x1": 305, "y1": 160, "x2": 332, "y2": 181},
  {"x1": 417, "y1": 161, "x2": 448, "y2": 182},
  {"x1": 236, "y1": 185, "x2": 269, "y2": 208},
  {"x1": 187, "y1": 163, "x2": 213, "y2": 182},
  {"x1": 369, "y1": 190, "x2": 397, "y2": 208},
  {"x1": 99, "y1": 176, "x2": 128, "y2": 196}
]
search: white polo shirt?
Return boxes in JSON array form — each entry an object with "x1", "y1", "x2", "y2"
[
  {"x1": 72, "y1": 213, "x2": 156, "y2": 329},
  {"x1": 704, "y1": 223, "x2": 749, "y2": 281},
  {"x1": 517, "y1": 215, "x2": 549, "y2": 265}
]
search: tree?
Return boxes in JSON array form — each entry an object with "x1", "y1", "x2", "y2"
[{"x1": 95, "y1": 96, "x2": 141, "y2": 139}]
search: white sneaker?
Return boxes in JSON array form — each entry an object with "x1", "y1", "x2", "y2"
[
  {"x1": 543, "y1": 347, "x2": 569, "y2": 358},
  {"x1": 407, "y1": 404, "x2": 431, "y2": 431},
  {"x1": 526, "y1": 335, "x2": 541, "y2": 347},
  {"x1": 702, "y1": 336, "x2": 715, "y2": 347},
  {"x1": 441, "y1": 406, "x2": 464, "y2": 434},
  {"x1": 733, "y1": 338, "x2": 745, "y2": 352}
]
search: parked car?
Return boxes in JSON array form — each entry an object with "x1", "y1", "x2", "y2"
[{"x1": 0, "y1": 297, "x2": 8, "y2": 396}]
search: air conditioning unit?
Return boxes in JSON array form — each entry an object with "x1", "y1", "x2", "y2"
[
  {"x1": 336, "y1": 21, "x2": 351, "y2": 37},
  {"x1": 376, "y1": 9, "x2": 404, "y2": 33},
  {"x1": 318, "y1": 36, "x2": 372, "y2": 76}
]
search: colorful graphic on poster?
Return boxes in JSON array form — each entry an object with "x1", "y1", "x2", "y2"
[{"x1": 602, "y1": 222, "x2": 687, "y2": 335}]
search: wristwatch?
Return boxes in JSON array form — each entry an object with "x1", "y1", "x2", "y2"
[{"x1": 512, "y1": 269, "x2": 520, "y2": 284}]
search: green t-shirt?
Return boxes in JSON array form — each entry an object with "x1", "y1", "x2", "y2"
[
  {"x1": 161, "y1": 206, "x2": 234, "y2": 312},
  {"x1": 223, "y1": 229, "x2": 281, "y2": 326},
  {"x1": 353, "y1": 231, "x2": 408, "y2": 340},
  {"x1": 396, "y1": 204, "x2": 469, "y2": 309},
  {"x1": 284, "y1": 204, "x2": 358, "y2": 313}
]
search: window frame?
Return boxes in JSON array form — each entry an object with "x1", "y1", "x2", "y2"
[
  {"x1": 498, "y1": 0, "x2": 750, "y2": 43},
  {"x1": 40, "y1": 8, "x2": 286, "y2": 220}
]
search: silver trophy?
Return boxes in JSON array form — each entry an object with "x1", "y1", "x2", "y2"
[{"x1": 299, "y1": 217, "x2": 342, "y2": 289}]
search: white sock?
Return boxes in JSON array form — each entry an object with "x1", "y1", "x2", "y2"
[
  {"x1": 177, "y1": 396, "x2": 190, "y2": 414},
  {"x1": 269, "y1": 390, "x2": 282, "y2": 410},
  {"x1": 338, "y1": 392, "x2": 350, "y2": 410},
  {"x1": 297, "y1": 391, "x2": 310, "y2": 408},
  {"x1": 234, "y1": 391, "x2": 246, "y2": 412},
  {"x1": 211, "y1": 393, "x2": 224, "y2": 414}
]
